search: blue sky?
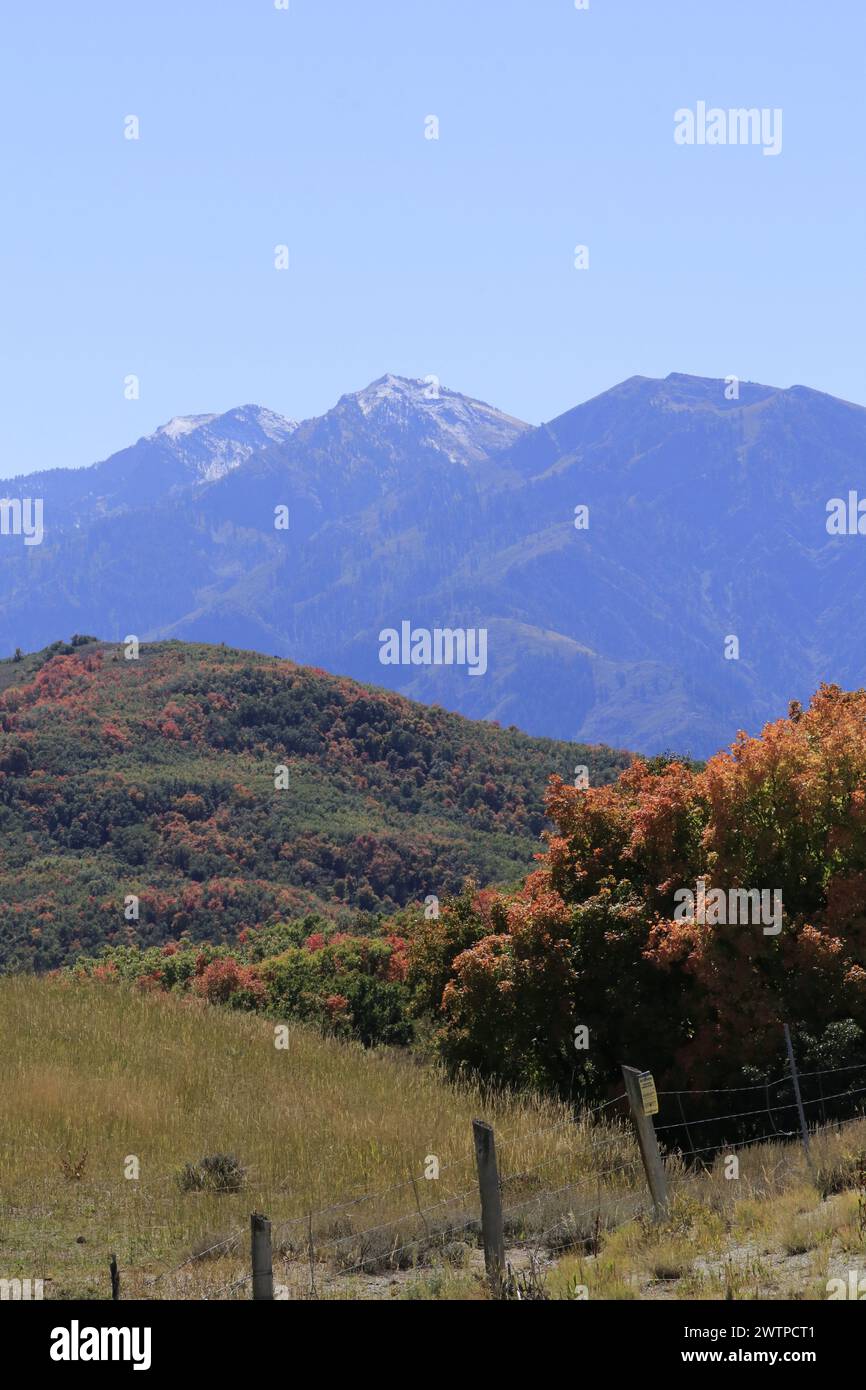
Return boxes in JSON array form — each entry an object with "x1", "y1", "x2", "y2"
[{"x1": 1, "y1": 0, "x2": 863, "y2": 478}]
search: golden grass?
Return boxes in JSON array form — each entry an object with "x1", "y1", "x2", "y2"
[
  {"x1": 0, "y1": 976, "x2": 639, "y2": 1299},
  {"x1": 4, "y1": 975, "x2": 866, "y2": 1301},
  {"x1": 548, "y1": 1133, "x2": 866, "y2": 1301}
]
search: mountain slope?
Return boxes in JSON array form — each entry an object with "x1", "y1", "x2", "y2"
[
  {"x1": 0, "y1": 374, "x2": 528, "y2": 667},
  {"x1": 2, "y1": 371, "x2": 865, "y2": 756},
  {"x1": 460, "y1": 372, "x2": 866, "y2": 752},
  {"x1": 0, "y1": 638, "x2": 628, "y2": 970},
  {"x1": 1, "y1": 404, "x2": 299, "y2": 531}
]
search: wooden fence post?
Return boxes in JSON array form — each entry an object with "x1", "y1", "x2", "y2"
[
  {"x1": 472, "y1": 1119, "x2": 505, "y2": 1290},
  {"x1": 251, "y1": 1212, "x2": 274, "y2": 1301},
  {"x1": 783, "y1": 1023, "x2": 814, "y2": 1175},
  {"x1": 621, "y1": 1064, "x2": 668, "y2": 1219}
]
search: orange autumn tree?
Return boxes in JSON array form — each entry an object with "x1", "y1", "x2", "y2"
[{"x1": 409, "y1": 685, "x2": 866, "y2": 1096}]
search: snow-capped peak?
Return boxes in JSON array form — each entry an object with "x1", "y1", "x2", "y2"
[
  {"x1": 351, "y1": 374, "x2": 436, "y2": 415},
  {"x1": 156, "y1": 413, "x2": 219, "y2": 441},
  {"x1": 147, "y1": 405, "x2": 299, "y2": 482},
  {"x1": 339, "y1": 374, "x2": 529, "y2": 464}
]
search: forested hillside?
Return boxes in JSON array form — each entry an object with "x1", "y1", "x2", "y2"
[
  {"x1": 63, "y1": 682, "x2": 866, "y2": 1113},
  {"x1": 0, "y1": 637, "x2": 628, "y2": 969}
]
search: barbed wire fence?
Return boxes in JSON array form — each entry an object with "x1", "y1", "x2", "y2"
[{"x1": 9, "y1": 1049, "x2": 866, "y2": 1301}]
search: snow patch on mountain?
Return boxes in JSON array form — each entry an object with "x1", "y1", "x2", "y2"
[
  {"x1": 341, "y1": 374, "x2": 529, "y2": 464},
  {"x1": 149, "y1": 405, "x2": 299, "y2": 482},
  {"x1": 156, "y1": 414, "x2": 219, "y2": 441}
]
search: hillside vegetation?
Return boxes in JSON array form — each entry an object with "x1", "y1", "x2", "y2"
[
  {"x1": 57, "y1": 675, "x2": 866, "y2": 1111},
  {"x1": 2, "y1": 976, "x2": 865, "y2": 1301},
  {"x1": 0, "y1": 638, "x2": 627, "y2": 970},
  {"x1": 0, "y1": 975, "x2": 631, "y2": 1299},
  {"x1": 411, "y1": 683, "x2": 866, "y2": 1099}
]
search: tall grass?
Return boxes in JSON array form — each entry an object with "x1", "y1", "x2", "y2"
[{"x1": 0, "y1": 977, "x2": 638, "y2": 1298}]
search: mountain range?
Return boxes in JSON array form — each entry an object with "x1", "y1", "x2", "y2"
[{"x1": 2, "y1": 370, "x2": 865, "y2": 757}]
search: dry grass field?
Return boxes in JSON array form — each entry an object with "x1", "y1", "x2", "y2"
[{"x1": 1, "y1": 975, "x2": 865, "y2": 1300}]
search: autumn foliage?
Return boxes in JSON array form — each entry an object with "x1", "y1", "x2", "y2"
[
  {"x1": 409, "y1": 686, "x2": 866, "y2": 1095},
  {"x1": 0, "y1": 638, "x2": 627, "y2": 970},
  {"x1": 71, "y1": 916, "x2": 412, "y2": 1047}
]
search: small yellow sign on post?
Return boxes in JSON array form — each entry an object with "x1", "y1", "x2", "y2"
[{"x1": 638, "y1": 1071, "x2": 659, "y2": 1116}]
